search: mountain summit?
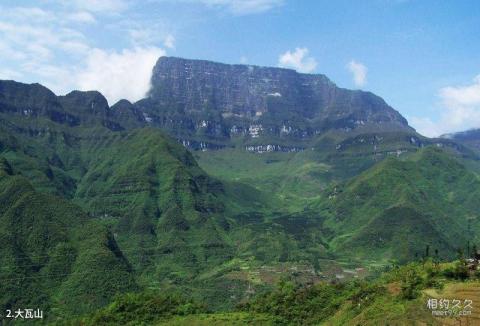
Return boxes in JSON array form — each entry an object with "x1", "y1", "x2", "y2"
[{"x1": 137, "y1": 56, "x2": 413, "y2": 150}]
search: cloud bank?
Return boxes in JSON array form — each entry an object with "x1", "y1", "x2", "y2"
[
  {"x1": 76, "y1": 47, "x2": 165, "y2": 105},
  {"x1": 196, "y1": 0, "x2": 284, "y2": 15},
  {"x1": 411, "y1": 75, "x2": 480, "y2": 137},
  {"x1": 0, "y1": 3, "x2": 170, "y2": 105},
  {"x1": 278, "y1": 47, "x2": 317, "y2": 73}
]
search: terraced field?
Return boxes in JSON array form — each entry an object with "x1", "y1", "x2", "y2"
[{"x1": 424, "y1": 282, "x2": 480, "y2": 325}]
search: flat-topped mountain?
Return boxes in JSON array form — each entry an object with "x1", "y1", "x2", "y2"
[
  {"x1": 137, "y1": 57, "x2": 413, "y2": 149},
  {"x1": 1, "y1": 57, "x2": 480, "y2": 320}
]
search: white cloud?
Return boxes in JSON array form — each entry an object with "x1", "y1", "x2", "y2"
[
  {"x1": 5, "y1": 7, "x2": 54, "y2": 23},
  {"x1": 0, "y1": 20, "x2": 89, "y2": 63},
  {"x1": 163, "y1": 34, "x2": 175, "y2": 49},
  {"x1": 240, "y1": 56, "x2": 248, "y2": 64},
  {"x1": 129, "y1": 28, "x2": 155, "y2": 45},
  {"x1": 346, "y1": 60, "x2": 367, "y2": 87},
  {"x1": 409, "y1": 116, "x2": 442, "y2": 138},
  {"x1": 278, "y1": 47, "x2": 317, "y2": 73},
  {"x1": 21, "y1": 62, "x2": 77, "y2": 94},
  {"x1": 75, "y1": 47, "x2": 165, "y2": 104},
  {"x1": 183, "y1": 0, "x2": 283, "y2": 14},
  {"x1": 410, "y1": 75, "x2": 480, "y2": 137},
  {"x1": 56, "y1": 0, "x2": 129, "y2": 13},
  {"x1": 440, "y1": 75, "x2": 480, "y2": 107},
  {"x1": 127, "y1": 26, "x2": 174, "y2": 50},
  {"x1": 67, "y1": 11, "x2": 96, "y2": 24},
  {"x1": 0, "y1": 4, "x2": 168, "y2": 106},
  {"x1": 219, "y1": 0, "x2": 284, "y2": 14},
  {"x1": 0, "y1": 68, "x2": 23, "y2": 80}
]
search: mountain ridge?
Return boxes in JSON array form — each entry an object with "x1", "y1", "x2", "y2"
[
  {"x1": 139, "y1": 56, "x2": 413, "y2": 150},
  {"x1": 1, "y1": 59, "x2": 480, "y2": 319}
]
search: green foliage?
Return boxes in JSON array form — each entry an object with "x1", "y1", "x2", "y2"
[
  {"x1": 238, "y1": 261, "x2": 477, "y2": 325},
  {"x1": 2, "y1": 80, "x2": 480, "y2": 324},
  {"x1": 443, "y1": 261, "x2": 469, "y2": 280},
  {"x1": 0, "y1": 167, "x2": 138, "y2": 318},
  {"x1": 74, "y1": 292, "x2": 207, "y2": 325},
  {"x1": 314, "y1": 147, "x2": 480, "y2": 262},
  {"x1": 399, "y1": 266, "x2": 423, "y2": 299},
  {"x1": 242, "y1": 279, "x2": 385, "y2": 325}
]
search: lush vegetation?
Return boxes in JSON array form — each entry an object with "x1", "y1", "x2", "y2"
[
  {"x1": 1, "y1": 80, "x2": 480, "y2": 324},
  {"x1": 0, "y1": 157, "x2": 137, "y2": 316},
  {"x1": 62, "y1": 259, "x2": 480, "y2": 325}
]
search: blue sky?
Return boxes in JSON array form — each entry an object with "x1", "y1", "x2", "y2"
[{"x1": 0, "y1": 0, "x2": 479, "y2": 136}]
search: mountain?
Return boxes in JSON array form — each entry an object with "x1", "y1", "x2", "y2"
[
  {"x1": 0, "y1": 157, "x2": 137, "y2": 315},
  {"x1": 74, "y1": 128, "x2": 234, "y2": 281},
  {"x1": 1, "y1": 60, "x2": 480, "y2": 320},
  {"x1": 314, "y1": 147, "x2": 480, "y2": 262},
  {"x1": 0, "y1": 81, "x2": 240, "y2": 314},
  {"x1": 137, "y1": 56, "x2": 413, "y2": 151},
  {"x1": 0, "y1": 80, "x2": 143, "y2": 132},
  {"x1": 0, "y1": 80, "x2": 286, "y2": 311},
  {"x1": 442, "y1": 128, "x2": 480, "y2": 151},
  {"x1": 136, "y1": 58, "x2": 478, "y2": 202}
]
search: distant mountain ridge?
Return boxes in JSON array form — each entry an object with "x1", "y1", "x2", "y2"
[{"x1": 442, "y1": 128, "x2": 480, "y2": 151}]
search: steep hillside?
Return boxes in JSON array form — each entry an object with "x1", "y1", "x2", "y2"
[
  {"x1": 0, "y1": 80, "x2": 143, "y2": 132},
  {"x1": 0, "y1": 82, "x2": 274, "y2": 309},
  {"x1": 0, "y1": 157, "x2": 137, "y2": 316},
  {"x1": 316, "y1": 147, "x2": 480, "y2": 262},
  {"x1": 74, "y1": 128, "x2": 234, "y2": 281}
]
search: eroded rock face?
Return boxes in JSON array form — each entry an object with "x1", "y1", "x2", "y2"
[
  {"x1": 0, "y1": 81, "x2": 143, "y2": 132},
  {"x1": 140, "y1": 56, "x2": 413, "y2": 151},
  {"x1": 0, "y1": 57, "x2": 415, "y2": 153}
]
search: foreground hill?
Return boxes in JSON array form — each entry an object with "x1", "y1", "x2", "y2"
[
  {"x1": 0, "y1": 158, "x2": 137, "y2": 315},
  {"x1": 0, "y1": 81, "x2": 271, "y2": 312},
  {"x1": 65, "y1": 259, "x2": 480, "y2": 325}
]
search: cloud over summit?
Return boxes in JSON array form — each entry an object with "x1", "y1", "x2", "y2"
[
  {"x1": 278, "y1": 47, "x2": 317, "y2": 73},
  {"x1": 346, "y1": 60, "x2": 367, "y2": 87},
  {"x1": 411, "y1": 75, "x2": 480, "y2": 137}
]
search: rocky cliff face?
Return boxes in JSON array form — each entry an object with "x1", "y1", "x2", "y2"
[
  {"x1": 137, "y1": 57, "x2": 413, "y2": 149},
  {"x1": 0, "y1": 80, "x2": 144, "y2": 132},
  {"x1": 1, "y1": 57, "x2": 421, "y2": 153}
]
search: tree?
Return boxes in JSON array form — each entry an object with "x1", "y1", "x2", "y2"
[
  {"x1": 400, "y1": 266, "x2": 423, "y2": 299},
  {"x1": 434, "y1": 248, "x2": 440, "y2": 267},
  {"x1": 472, "y1": 244, "x2": 478, "y2": 259},
  {"x1": 456, "y1": 249, "x2": 469, "y2": 280}
]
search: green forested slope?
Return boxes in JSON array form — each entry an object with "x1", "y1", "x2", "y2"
[
  {"x1": 315, "y1": 147, "x2": 480, "y2": 262},
  {"x1": 74, "y1": 128, "x2": 234, "y2": 282},
  {"x1": 0, "y1": 157, "x2": 137, "y2": 316},
  {"x1": 1, "y1": 80, "x2": 480, "y2": 323},
  {"x1": 66, "y1": 259, "x2": 480, "y2": 326}
]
